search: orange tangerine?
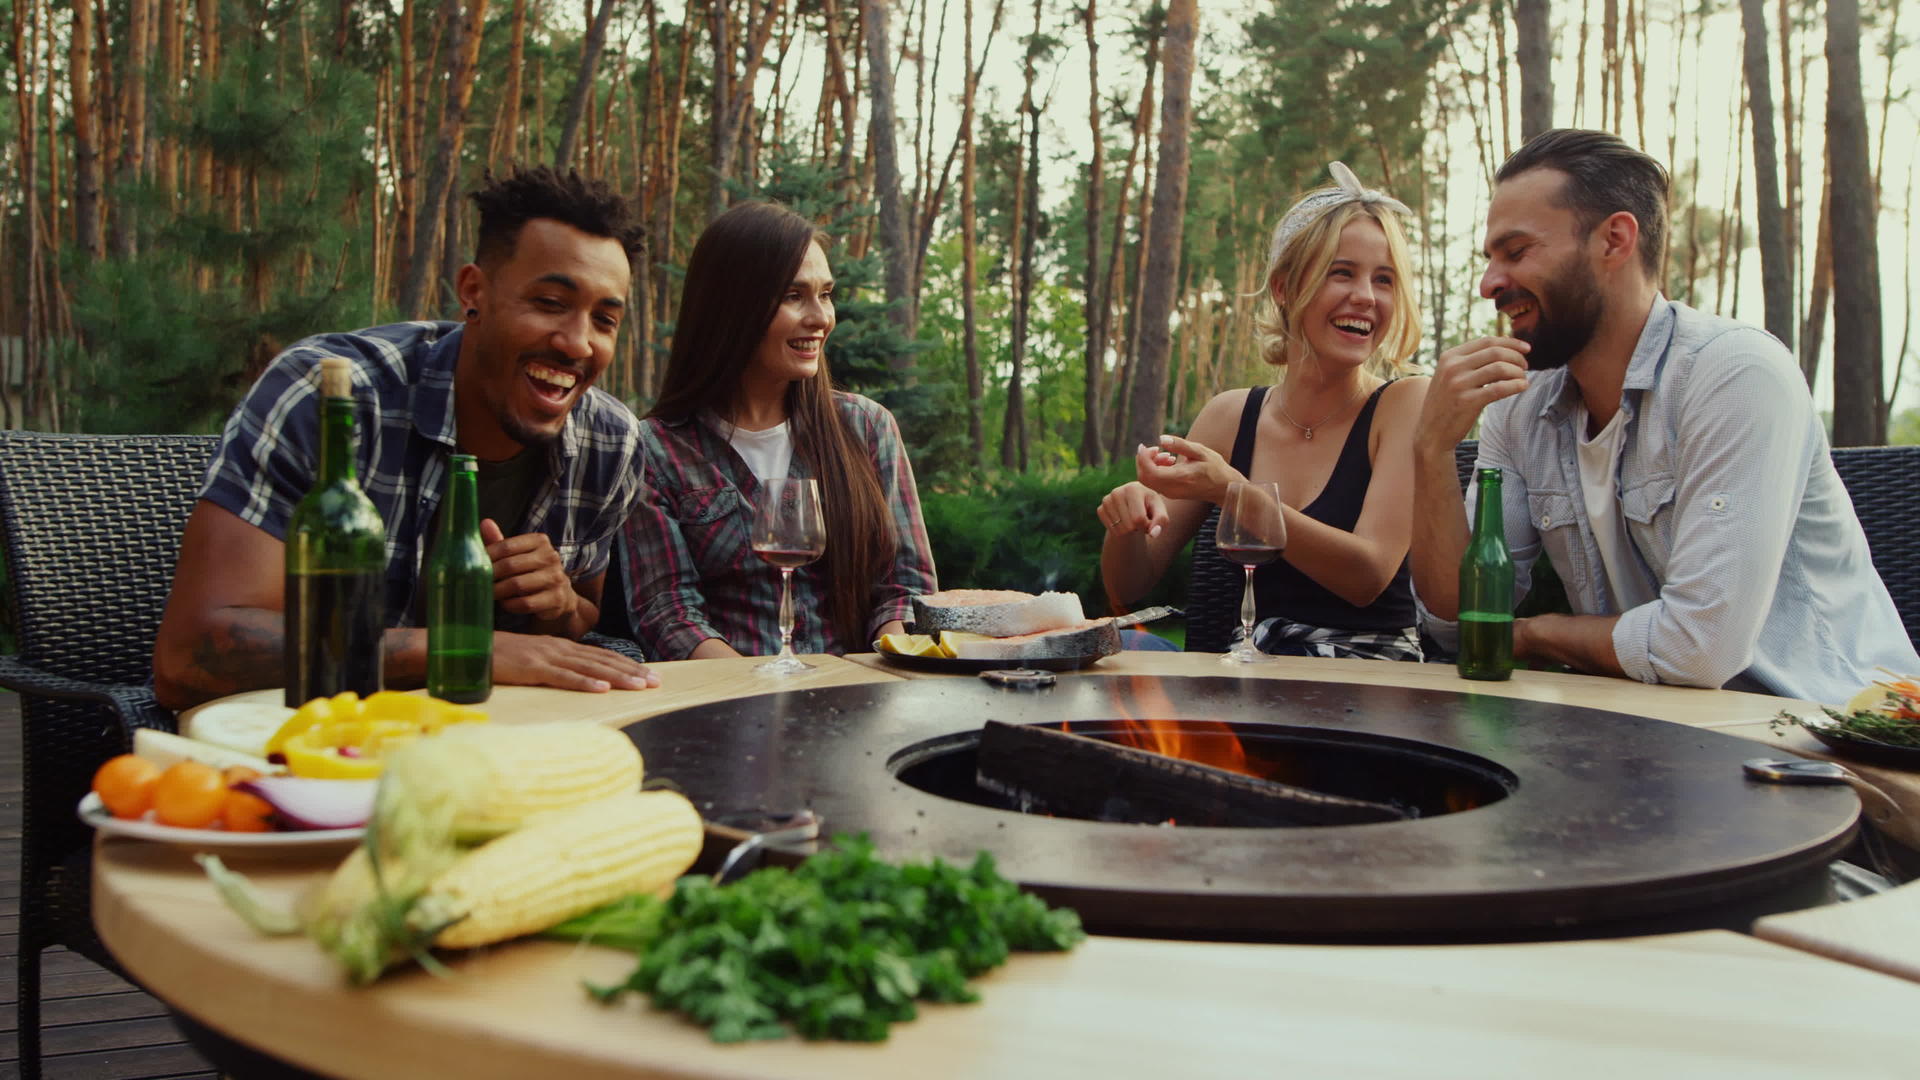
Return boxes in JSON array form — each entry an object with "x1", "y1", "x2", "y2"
[
  {"x1": 152, "y1": 760, "x2": 228, "y2": 828},
  {"x1": 92, "y1": 754, "x2": 161, "y2": 820}
]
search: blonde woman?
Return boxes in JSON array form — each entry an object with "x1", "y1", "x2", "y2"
[{"x1": 1097, "y1": 163, "x2": 1430, "y2": 659}]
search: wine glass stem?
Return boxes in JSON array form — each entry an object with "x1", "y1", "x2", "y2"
[
  {"x1": 1239, "y1": 566, "x2": 1257, "y2": 649},
  {"x1": 777, "y1": 567, "x2": 797, "y2": 658}
]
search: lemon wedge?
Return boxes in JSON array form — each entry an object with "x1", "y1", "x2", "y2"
[
  {"x1": 1844, "y1": 685, "x2": 1899, "y2": 715},
  {"x1": 936, "y1": 631, "x2": 993, "y2": 659},
  {"x1": 877, "y1": 633, "x2": 943, "y2": 657}
]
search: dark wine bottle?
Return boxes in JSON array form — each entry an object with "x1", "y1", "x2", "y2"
[
  {"x1": 284, "y1": 357, "x2": 386, "y2": 706},
  {"x1": 427, "y1": 454, "x2": 493, "y2": 703},
  {"x1": 1457, "y1": 467, "x2": 1515, "y2": 681}
]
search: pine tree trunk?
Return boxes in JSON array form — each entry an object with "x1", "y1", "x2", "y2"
[
  {"x1": 1799, "y1": 168, "x2": 1831, "y2": 388},
  {"x1": 1739, "y1": 0, "x2": 1792, "y2": 350},
  {"x1": 399, "y1": 0, "x2": 490, "y2": 318},
  {"x1": 10, "y1": 0, "x2": 42, "y2": 422},
  {"x1": 708, "y1": 0, "x2": 736, "y2": 217},
  {"x1": 1492, "y1": 0, "x2": 1511, "y2": 157},
  {"x1": 499, "y1": 0, "x2": 529, "y2": 169},
  {"x1": 959, "y1": 0, "x2": 984, "y2": 463},
  {"x1": 653, "y1": 0, "x2": 698, "y2": 361},
  {"x1": 1001, "y1": 0, "x2": 1042, "y2": 471},
  {"x1": 70, "y1": 0, "x2": 103, "y2": 259},
  {"x1": 1825, "y1": 0, "x2": 1883, "y2": 446},
  {"x1": 1777, "y1": 0, "x2": 1797, "y2": 305},
  {"x1": 1124, "y1": 0, "x2": 1196, "y2": 451},
  {"x1": 111, "y1": 0, "x2": 151, "y2": 257},
  {"x1": 1079, "y1": 0, "x2": 1105, "y2": 466},
  {"x1": 1514, "y1": 0, "x2": 1552, "y2": 140},
  {"x1": 555, "y1": 0, "x2": 618, "y2": 168},
  {"x1": 156, "y1": 0, "x2": 183, "y2": 202},
  {"x1": 1601, "y1": 0, "x2": 1618, "y2": 131},
  {"x1": 1101, "y1": 33, "x2": 1157, "y2": 460},
  {"x1": 862, "y1": 0, "x2": 915, "y2": 346},
  {"x1": 394, "y1": 0, "x2": 418, "y2": 281}
]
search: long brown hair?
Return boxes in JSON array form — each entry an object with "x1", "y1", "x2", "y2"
[{"x1": 651, "y1": 201, "x2": 895, "y2": 648}]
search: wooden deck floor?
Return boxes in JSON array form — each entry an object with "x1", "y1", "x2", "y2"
[{"x1": 0, "y1": 693, "x2": 215, "y2": 1079}]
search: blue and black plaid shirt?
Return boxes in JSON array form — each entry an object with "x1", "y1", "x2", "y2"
[{"x1": 199, "y1": 320, "x2": 645, "y2": 627}]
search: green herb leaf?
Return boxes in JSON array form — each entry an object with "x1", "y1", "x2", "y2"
[{"x1": 577, "y1": 834, "x2": 1084, "y2": 1042}]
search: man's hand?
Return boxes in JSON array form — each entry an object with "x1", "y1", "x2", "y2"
[
  {"x1": 1136, "y1": 435, "x2": 1243, "y2": 505},
  {"x1": 1098, "y1": 480, "x2": 1172, "y2": 539},
  {"x1": 1416, "y1": 336, "x2": 1532, "y2": 453},
  {"x1": 493, "y1": 631, "x2": 660, "y2": 691},
  {"x1": 481, "y1": 519, "x2": 581, "y2": 627}
]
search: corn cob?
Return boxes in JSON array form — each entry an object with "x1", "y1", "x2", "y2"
[
  {"x1": 291, "y1": 789, "x2": 703, "y2": 982},
  {"x1": 417, "y1": 790, "x2": 703, "y2": 949},
  {"x1": 380, "y1": 721, "x2": 644, "y2": 840}
]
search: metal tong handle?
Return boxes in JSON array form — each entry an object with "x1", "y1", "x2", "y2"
[
  {"x1": 712, "y1": 809, "x2": 823, "y2": 886},
  {"x1": 1744, "y1": 757, "x2": 1912, "y2": 847},
  {"x1": 1112, "y1": 605, "x2": 1181, "y2": 626}
]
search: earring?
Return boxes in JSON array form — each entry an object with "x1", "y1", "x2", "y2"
[{"x1": 465, "y1": 308, "x2": 478, "y2": 319}]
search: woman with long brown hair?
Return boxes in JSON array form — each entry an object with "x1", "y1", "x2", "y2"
[{"x1": 622, "y1": 201, "x2": 937, "y2": 659}]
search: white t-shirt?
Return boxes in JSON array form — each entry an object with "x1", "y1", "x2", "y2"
[
  {"x1": 1574, "y1": 404, "x2": 1657, "y2": 612},
  {"x1": 703, "y1": 413, "x2": 793, "y2": 483}
]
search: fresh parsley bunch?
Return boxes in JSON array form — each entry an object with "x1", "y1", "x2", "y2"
[
  {"x1": 1773, "y1": 707, "x2": 1920, "y2": 748},
  {"x1": 561, "y1": 835, "x2": 1085, "y2": 1043}
]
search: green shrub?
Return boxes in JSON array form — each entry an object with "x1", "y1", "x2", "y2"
[{"x1": 919, "y1": 462, "x2": 1192, "y2": 617}]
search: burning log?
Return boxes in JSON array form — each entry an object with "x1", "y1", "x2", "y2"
[{"x1": 973, "y1": 720, "x2": 1409, "y2": 827}]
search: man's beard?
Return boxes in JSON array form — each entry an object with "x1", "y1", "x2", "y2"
[{"x1": 1501, "y1": 255, "x2": 1604, "y2": 371}]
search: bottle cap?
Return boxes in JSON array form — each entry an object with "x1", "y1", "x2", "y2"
[{"x1": 319, "y1": 356, "x2": 352, "y2": 399}]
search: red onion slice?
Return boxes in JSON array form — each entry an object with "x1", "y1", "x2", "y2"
[{"x1": 234, "y1": 777, "x2": 377, "y2": 831}]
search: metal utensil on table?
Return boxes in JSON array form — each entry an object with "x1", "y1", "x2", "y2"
[
  {"x1": 1744, "y1": 758, "x2": 1909, "y2": 884},
  {"x1": 1114, "y1": 605, "x2": 1181, "y2": 625},
  {"x1": 711, "y1": 809, "x2": 823, "y2": 886}
]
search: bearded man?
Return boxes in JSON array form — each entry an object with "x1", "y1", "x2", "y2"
[
  {"x1": 154, "y1": 167, "x2": 660, "y2": 709},
  {"x1": 1409, "y1": 128, "x2": 1917, "y2": 702}
]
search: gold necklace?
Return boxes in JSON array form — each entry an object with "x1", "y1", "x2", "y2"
[{"x1": 1276, "y1": 382, "x2": 1364, "y2": 440}]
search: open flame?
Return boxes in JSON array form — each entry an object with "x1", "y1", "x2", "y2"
[{"x1": 1065, "y1": 676, "x2": 1255, "y2": 776}]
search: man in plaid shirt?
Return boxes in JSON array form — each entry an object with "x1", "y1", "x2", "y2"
[{"x1": 154, "y1": 168, "x2": 659, "y2": 709}]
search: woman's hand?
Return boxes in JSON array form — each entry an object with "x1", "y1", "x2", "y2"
[
  {"x1": 1098, "y1": 481, "x2": 1171, "y2": 538},
  {"x1": 1136, "y1": 435, "x2": 1244, "y2": 505}
]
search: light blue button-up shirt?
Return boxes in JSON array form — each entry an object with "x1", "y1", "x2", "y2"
[{"x1": 1418, "y1": 295, "x2": 1920, "y2": 703}]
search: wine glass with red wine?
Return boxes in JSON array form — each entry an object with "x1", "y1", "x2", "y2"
[
  {"x1": 750, "y1": 476, "x2": 827, "y2": 675},
  {"x1": 1216, "y1": 480, "x2": 1286, "y2": 664}
]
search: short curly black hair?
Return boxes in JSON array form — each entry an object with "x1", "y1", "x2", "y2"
[{"x1": 468, "y1": 166, "x2": 645, "y2": 268}]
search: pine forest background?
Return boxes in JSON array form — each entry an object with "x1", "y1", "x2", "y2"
[{"x1": 1, "y1": 0, "x2": 1916, "y2": 609}]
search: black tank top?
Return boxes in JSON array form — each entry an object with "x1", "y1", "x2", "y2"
[{"x1": 1230, "y1": 382, "x2": 1416, "y2": 631}]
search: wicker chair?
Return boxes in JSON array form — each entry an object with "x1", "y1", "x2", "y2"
[
  {"x1": 0, "y1": 431, "x2": 218, "y2": 1078},
  {"x1": 1831, "y1": 445, "x2": 1920, "y2": 647}
]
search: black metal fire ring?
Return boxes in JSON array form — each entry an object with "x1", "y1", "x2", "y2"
[{"x1": 621, "y1": 675, "x2": 1859, "y2": 941}]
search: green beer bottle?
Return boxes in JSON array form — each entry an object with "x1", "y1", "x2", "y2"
[
  {"x1": 426, "y1": 454, "x2": 493, "y2": 703},
  {"x1": 285, "y1": 357, "x2": 386, "y2": 707},
  {"x1": 1457, "y1": 467, "x2": 1515, "y2": 681}
]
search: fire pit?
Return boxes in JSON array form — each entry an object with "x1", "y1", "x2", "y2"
[{"x1": 623, "y1": 675, "x2": 1858, "y2": 942}]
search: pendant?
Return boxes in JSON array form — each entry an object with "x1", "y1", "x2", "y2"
[{"x1": 1303, "y1": 428, "x2": 1314, "y2": 440}]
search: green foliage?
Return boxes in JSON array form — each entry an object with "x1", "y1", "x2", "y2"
[
  {"x1": 577, "y1": 835, "x2": 1084, "y2": 1043},
  {"x1": 1888, "y1": 406, "x2": 1920, "y2": 446},
  {"x1": 919, "y1": 459, "x2": 1189, "y2": 615},
  {"x1": 67, "y1": 56, "x2": 378, "y2": 432}
]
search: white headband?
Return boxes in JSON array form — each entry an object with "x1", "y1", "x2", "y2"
[{"x1": 1266, "y1": 161, "x2": 1413, "y2": 266}]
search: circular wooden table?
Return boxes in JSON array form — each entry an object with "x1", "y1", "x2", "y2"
[{"x1": 95, "y1": 655, "x2": 1920, "y2": 1078}]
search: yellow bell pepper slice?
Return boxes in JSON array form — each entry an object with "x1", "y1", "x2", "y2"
[{"x1": 280, "y1": 729, "x2": 387, "y2": 780}]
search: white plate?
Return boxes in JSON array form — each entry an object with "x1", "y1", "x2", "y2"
[{"x1": 79, "y1": 792, "x2": 364, "y2": 855}]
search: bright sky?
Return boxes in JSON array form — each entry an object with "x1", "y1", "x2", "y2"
[{"x1": 734, "y1": 0, "x2": 1917, "y2": 415}]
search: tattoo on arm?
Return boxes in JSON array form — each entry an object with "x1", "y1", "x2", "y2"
[{"x1": 181, "y1": 608, "x2": 285, "y2": 700}]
